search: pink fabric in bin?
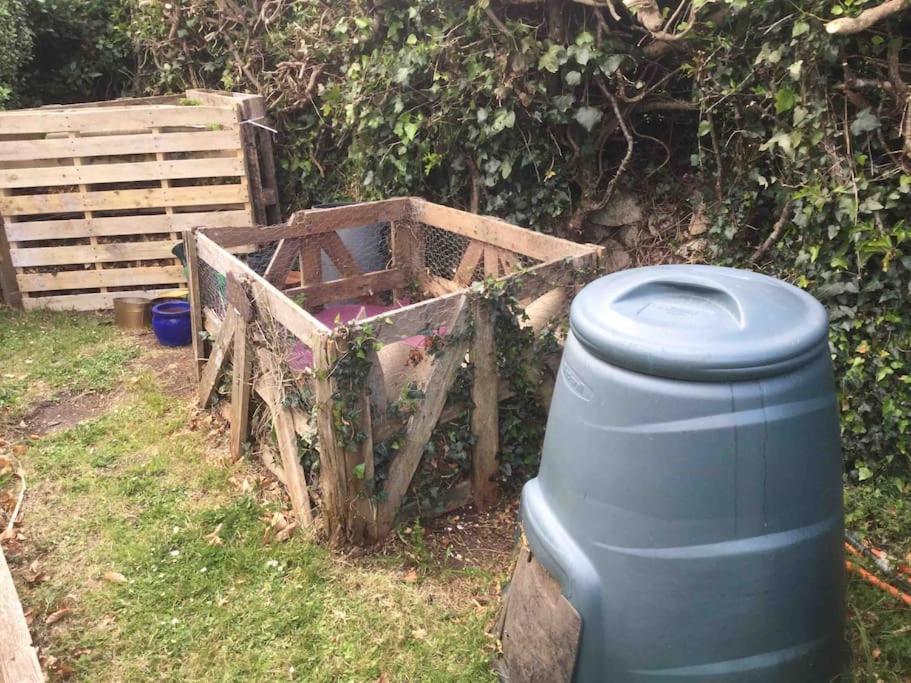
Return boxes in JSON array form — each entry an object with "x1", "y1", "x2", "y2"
[{"x1": 287, "y1": 303, "x2": 434, "y2": 371}]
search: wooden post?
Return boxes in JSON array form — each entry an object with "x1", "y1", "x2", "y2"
[
  {"x1": 471, "y1": 297, "x2": 499, "y2": 509},
  {"x1": 197, "y1": 308, "x2": 237, "y2": 409},
  {"x1": 0, "y1": 215, "x2": 21, "y2": 308},
  {"x1": 227, "y1": 274, "x2": 253, "y2": 460},
  {"x1": 313, "y1": 332, "x2": 349, "y2": 545},
  {"x1": 391, "y1": 222, "x2": 425, "y2": 300},
  {"x1": 184, "y1": 229, "x2": 205, "y2": 380}
]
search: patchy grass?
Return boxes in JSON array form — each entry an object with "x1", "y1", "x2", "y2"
[
  {"x1": 845, "y1": 479, "x2": 911, "y2": 681},
  {"x1": 2, "y1": 314, "x2": 498, "y2": 681},
  {"x1": 0, "y1": 308, "x2": 139, "y2": 422},
  {"x1": 2, "y1": 310, "x2": 910, "y2": 681}
]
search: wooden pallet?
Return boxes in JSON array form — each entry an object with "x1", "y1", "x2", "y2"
[{"x1": 0, "y1": 90, "x2": 279, "y2": 311}]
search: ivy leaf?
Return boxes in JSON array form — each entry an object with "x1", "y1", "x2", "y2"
[
  {"x1": 851, "y1": 108, "x2": 880, "y2": 136},
  {"x1": 353, "y1": 463, "x2": 366, "y2": 479},
  {"x1": 552, "y1": 94, "x2": 574, "y2": 112},
  {"x1": 402, "y1": 121, "x2": 418, "y2": 142},
  {"x1": 538, "y1": 44, "x2": 564, "y2": 73},
  {"x1": 564, "y1": 70, "x2": 582, "y2": 86},
  {"x1": 792, "y1": 20, "x2": 810, "y2": 37},
  {"x1": 574, "y1": 106, "x2": 602, "y2": 131},
  {"x1": 697, "y1": 120, "x2": 712, "y2": 137},
  {"x1": 491, "y1": 109, "x2": 516, "y2": 132},
  {"x1": 775, "y1": 86, "x2": 797, "y2": 114},
  {"x1": 857, "y1": 465, "x2": 873, "y2": 481},
  {"x1": 601, "y1": 54, "x2": 625, "y2": 75}
]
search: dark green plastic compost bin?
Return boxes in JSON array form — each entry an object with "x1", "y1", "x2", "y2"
[{"x1": 521, "y1": 265, "x2": 845, "y2": 682}]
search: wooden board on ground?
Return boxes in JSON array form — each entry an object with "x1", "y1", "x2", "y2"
[
  {"x1": 496, "y1": 544, "x2": 581, "y2": 683},
  {"x1": 0, "y1": 89, "x2": 278, "y2": 311},
  {"x1": 1, "y1": 543, "x2": 43, "y2": 683}
]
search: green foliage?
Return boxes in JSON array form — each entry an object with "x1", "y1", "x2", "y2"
[
  {"x1": 688, "y1": 0, "x2": 911, "y2": 475},
  {"x1": 0, "y1": 0, "x2": 32, "y2": 107},
  {"x1": 15, "y1": 0, "x2": 132, "y2": 105}
]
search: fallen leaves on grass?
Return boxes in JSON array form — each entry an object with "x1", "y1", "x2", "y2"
[
  {"x1": 45, "y1": 607, "x2": 72, "y2": 625},
  {"x1": 103, "y1": 571, "x2": 128, "y2": 584},
  {"x1": 205, "y1": 523, "x2": 224, "y2": 546}
]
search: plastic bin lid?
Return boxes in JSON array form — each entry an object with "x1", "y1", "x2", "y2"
[{"x1": 569, "y1": 265, "x2": 829, "y2": 381}]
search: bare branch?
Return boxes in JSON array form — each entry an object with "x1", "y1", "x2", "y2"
[
  {"x1": 751, "y1": 200, "x2": 792, "y2": 264},
  {"x1": 825, "y1": 0, "x2": 910, "y2": 35}
]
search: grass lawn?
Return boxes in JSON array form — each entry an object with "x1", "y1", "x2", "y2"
[{"x1": 1, "y1": 308, "x2": 909, "y2": 681}]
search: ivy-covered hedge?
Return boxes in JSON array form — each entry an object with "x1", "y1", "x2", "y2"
[
  {"x1": 0, "y1": 0, "x2": 908, "y2": 477},
  {"x1": 0, "y1": 0, "x2": 32, "y2": 108}
]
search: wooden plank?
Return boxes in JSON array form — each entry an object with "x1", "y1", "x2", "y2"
[
  {"x1": 497, "y1": 545, "x2": 581, "y2": 683},
  {"x1": 0, "y1": 130, "x2": 241, "y2": 163},
  {"x1": 263, "y1": 239, "x2": 301, "y2": 286},
  {"x1": 514, "y1": 252, "x2": 600, "y2": 303},
  {"x1": 299, "y1": 238, "x2": 322, "y2": 285},
  {"x1": 254, "y1": 350, "x2": 313, "y2": 526},
  {"x1": 4, "y1": 210, "x2": 252, "y2": 242},
  {"x1": 420, "y1": 274, "x2": 463, "y2": 297},
  {"x1": 312, "y1": 334, "x2": 348, "y2": 545},
  {"x1": 228, "y1": 284, "x2": 252, "y2": 459},
  {"x1": 0, "y1": 215, "x2": 21, "y2": 307},
  {"x1": 312, "y1": 231, "x2": 361, "y2": 277},
  {"x1": 185, "y1": 230, "x2": 205, "y2": 380},
  {"x1": 197, "y1": 308, "x2": 237, "y2": 409},
  {"x1": 0, "y1": 105, "x2": 238, "y2": 135},
  {"x1": 375, "y1": 296, "x2": 469, "y2": 539},
  {"x1": 455, "y1": 241, "x2": 484, "y2": 285},
  {"x1": 0, "y1": 157, "x2": 246, "y2": 189},
  {"x1": 391, "y1": 221, "x2": 425, "y2": 302},
  {"x1": 359, "y1": 288, "x2": 465, "y2": 345},
  {"x1": 412, "y1": 198, "x2": 590, "y2": 260},
  {"x1": 195, "y1": 232, "x2": 329, "y2": 347},
  {"x1": 16, "y1": 265, "x2": 185, "y2": 292},
  {"x1": 0, "y1": 184, "x2": 248, "y2": 216},
  {"x1": 10, "y1": 240, "x2": 178, "y2": 267},
  {"x1": 284, "y1": 269, "x2": 407, "y2": 308},
  {"x1": 20, "y1": 287, "x2": 179, "y2": 311},
  {"x1": 470, "y1": 298, "x2": 499, "y2": 509},
  {"x1": 483, "y1": 247, "x2": 499, "y2": 277},
  {"x1": 201, "y1": 198, "x2": 412, "y2": 248},
  {"x1": 0, "y1": 544, "x2": 43, "y2": 683}
]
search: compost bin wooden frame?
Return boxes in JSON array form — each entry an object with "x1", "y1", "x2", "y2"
[
  {"x1": 0, "y1": 89, "x2": 279, "y2": 310},
  {"x1": 189, "y1": 198, "x2": 603, "y2": 545}
]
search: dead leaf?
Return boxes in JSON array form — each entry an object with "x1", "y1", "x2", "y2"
[
  {"x1": 275, "y1": 523, "x2": 297, "y2": 543},
  {"x1": 411, "y1": 628, "x2": 427, "y2": 640},
  {"x1": 873, "y1": 648, "x2": 881, "y2": 660},
  {"x1": 45, "y1": 607, "x2": 71, "y2": 625},
  {"x1": 375, "y1": 675, "x2": 390, "y2": 683},
  {"x1": 205, "y1": 523, "x2": 224, "y2": 546},
  {"x1": 403, "y1": 569, "x2": 419, "y2": 583},
  {"x1": 103, "y1": 571, "x2": 128, "y2": 584}
]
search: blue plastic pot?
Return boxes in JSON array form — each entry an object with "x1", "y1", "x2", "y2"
[{"x1": 151, "y1": 300, "x2": 192, "y2": 347}]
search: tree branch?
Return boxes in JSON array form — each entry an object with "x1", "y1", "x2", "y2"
[
  {"x1": 751, "y1": 200, "x2": 792, "y2": 263},
  {"x1": 825, "y1": 0, "x2": 910, "y2": 35}
]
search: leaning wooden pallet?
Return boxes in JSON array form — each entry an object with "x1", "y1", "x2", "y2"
[
  {"x1": 0, "y1": 542, "x2": 42, "y2": 683},
  {"x1": 0, "y1": 89, "x2": 279, "y2": 311},
  {"x1": 189, "y1": 198, "x2": 605, "y2": 546}
]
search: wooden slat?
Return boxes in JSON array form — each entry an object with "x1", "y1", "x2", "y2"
[
  {"x1": 471, "y1": 297, "x2": 499, "y2": 510},
  {"x1": 228, "y1": 276, "x2": 253, "y2": 459},
  {"x1": 0, "y1": 214, "x2": 20, "y2": 307},
  {"x1": 10, "y1": 240, "x2": 178, "y2": 267},
  {"x1": 185, "y1": 230, "x2": 205, "y2": 380},
  {"x1": 359, "y1": 288, "x2": 466, "y2": 345},
  {"x1": 284, "y1": 269, "x2": 407, "y2": 309},
  {"x1": 201, "y1": 198, "x2": 412, "y2": 248},
  {"x1": 319, "y1": 232, "x2": 362, "y2": 277},
  {"x1": 455, "y1": 241, "x2": 484, "y2": 284},
  {"x1": 0, "y1": 184, "x2": 248, "y2": 216},
  {"x1": 0, "y1": 105, "x2": 238, "y2": 135},
  {"x1": 0, "y1": 130, "x2": 241, "y2": 163},
  {"x1": 412, "y1": 199, "x2": 590, "y2": 260},
  {"x1": 4, "y1": 210, "x2": 251, "y2": 242},
  {"x1": 0, "y1": 544, "x2": 43, "y2": 683},
  {"x1": 17, "y1": 265, "x2": 185, "y2": 292},
  {"x1": 195, "y1": 232, "x2": 329, "y2": 347},
  {"x1": 375, "y1": 296, "x2": 470, "y2": 539},
  {"x1": 20, "y1": 287, "x2": 178, "y2": 311},
  {"x1": 263, "y1": 238, "x2": 301, "y2": 286},
  {"x1": 0, "y1": 157, "x2": 246, "y2": 189},
  {"x1": 198, "y1": 308, "x2": 237, "y2": 408}
]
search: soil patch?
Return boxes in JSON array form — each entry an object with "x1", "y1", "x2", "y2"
[
  {"x1": 129, "y1": 331, "x2": 196, "y2": 397},
  {"x1": 20, "y1": 390, "x2": 117, "y2": 437}
]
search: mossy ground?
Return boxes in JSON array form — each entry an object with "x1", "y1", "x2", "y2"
[{"x1": 0, "y1": 309, "x2": 908, "y2": 680}]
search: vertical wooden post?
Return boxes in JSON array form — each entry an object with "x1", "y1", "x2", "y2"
[
  {"x1": 227, "y1": 274, "x2": 253, "y2": 460},
  {"x1": 313, "y1": 332, "x2": 349, "y2": 544},
  {"x1": 184, "y1": 229, "x2": 205, "y2": 380},
  {"x1": 391, "y1": 222, "x2": 425, "y2": 300},
  {"x1": 0, "y1": 215, "x2": 21, "y2": 308},
  {"x1": 471, "y1": 297, "x2": 500, "y2": 510}
]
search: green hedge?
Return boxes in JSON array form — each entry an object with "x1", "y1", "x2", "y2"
[{"x1": 0, "y1": 0, "x2": 32, "y2": 108}]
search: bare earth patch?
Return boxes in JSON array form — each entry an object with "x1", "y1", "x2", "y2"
[{"x1": 20, "y1": 391, "x2": 118, "y2": 438}]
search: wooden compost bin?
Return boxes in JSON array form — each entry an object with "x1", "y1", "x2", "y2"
[
  {"x1": 0, "y1": 89, "x2": 279, "y2": 310},
  {"x1": 189, "y1": 198, "x2": 603, "y2": 545}
]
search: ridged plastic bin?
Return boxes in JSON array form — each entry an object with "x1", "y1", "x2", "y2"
[{"x1": 522, "y1": 265, "x2": 845, "y2": 682}]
